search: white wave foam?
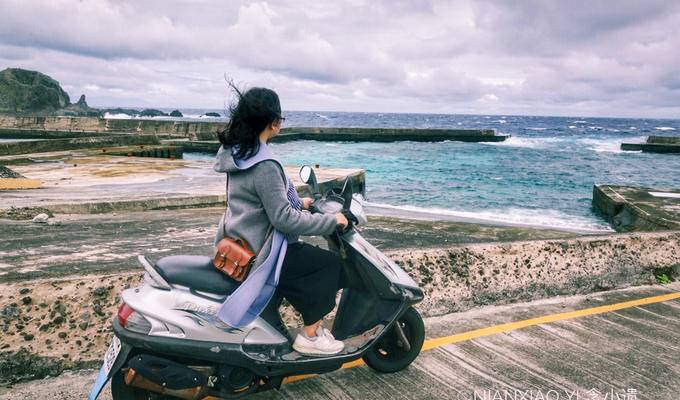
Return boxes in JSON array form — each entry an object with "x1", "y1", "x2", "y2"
[
  {"x1": 527, "y1": 127, "x2": 547, "y2": 131},
  {"x1": 496, "y1": 119, "x2": 507, "y2": 124},
  {"x1": 568, "y1": 125, "x2": 577, "y2": 129},
  {"x1": 363, "y1": 201, "x2": 612, "y2": 233},
  {"x1": 483, "y1": 136, "x2": 565, "y2": 149},
  {"x1": 655, "y1": 126, "x2": 676, "y2": 131},
  {"x1": 649, "y1": 191, "x2": 680, "y2": 199},
  {"x1": 104, "y1": 112, "x2": 135, "y2": 119},
  {"x1": 572, "y1": 120, "x2": 587, "y2": 123},
  {"x1": 578, "y1": 136, "x2": 647, "y2": 153},
  {"x1": 315, "y1": 113, "x2": 330, "y2": 120}
]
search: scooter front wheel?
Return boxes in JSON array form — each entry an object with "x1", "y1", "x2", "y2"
[{"x1": 362, "y1": 307, "x2": 424, "y2": 373}]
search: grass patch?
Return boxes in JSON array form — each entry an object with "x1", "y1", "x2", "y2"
[{"x1": 653, "y1": 266, "x2": 678, "y2": 285}]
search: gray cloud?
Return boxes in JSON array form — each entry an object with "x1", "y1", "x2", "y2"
[{"x1": 0, "y1": 0, "x2": 678, "y2": 117}]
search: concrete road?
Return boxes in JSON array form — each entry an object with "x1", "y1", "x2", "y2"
[
  {"x1": 2, "y1": 282, "x2": 679, "y2": 400},
  {"x1": 0, "y1": 207, "x2": 573, "y2": 283}
]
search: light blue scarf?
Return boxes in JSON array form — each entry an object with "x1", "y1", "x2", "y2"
[{"x1": 216, "y1": 141, "x2": 290, "y2": 328}]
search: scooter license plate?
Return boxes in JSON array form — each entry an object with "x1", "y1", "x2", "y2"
[{"x1": 87, "y1": 336, "x2": 122, "y2": 400}]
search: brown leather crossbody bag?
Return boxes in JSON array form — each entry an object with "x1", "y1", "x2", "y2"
[{"x1": 213, "y1": 173, "x2": 256, "y2": 282}]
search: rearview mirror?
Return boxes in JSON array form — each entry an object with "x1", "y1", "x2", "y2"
[
  {"x1": 299, "y1": 165, "x2": 320, "y2": 195},
  {"x1": 300, "y1": 165, "x2": 312, "y2": 183},
  {"x1": 340, "y1": 177, "x2": 353, "y2": 211}
]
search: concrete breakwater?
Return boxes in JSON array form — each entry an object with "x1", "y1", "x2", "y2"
[
  {"x1": 0, "y1": 115, "x2": 222, "y2": 140},
  {"x1": 0, "y1": 134, "x2": 162, "y2": 156},
  {"x1": 0, "y1": 115, "x2": 508, "y2": 143},
  {"x1": 0, "y1": 230, "x2": 677, "y2": 384},
  {"x1": 275, "y1": 126, "x2": 507, "y2": 142},
  {"x1": 593, "y1": 185, "x2": 680, "y2": 231},
  {"x1": 621, "y1": 135, "x2": 680, "y2": 153}
]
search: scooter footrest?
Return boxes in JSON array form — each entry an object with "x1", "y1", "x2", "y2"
[{"x1": 280, "y1": 324, "x2": 384, "y2": 361}]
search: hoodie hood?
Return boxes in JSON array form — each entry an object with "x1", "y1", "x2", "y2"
[
  {"x1": 213, "y1": 145, "x2": 240, "y2": 173},
  {"x1": 213, "y1": 140, "x2": 280, "y2": 173}
]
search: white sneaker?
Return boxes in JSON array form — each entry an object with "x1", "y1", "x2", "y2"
[{"x1": 293, "y1": 326, "x2": 344, "y2": 356}]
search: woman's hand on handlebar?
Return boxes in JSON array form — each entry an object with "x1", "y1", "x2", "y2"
[
  {"x1": 301, "y1": 197, "x2": 313, "y2": 210},
  {"x1": 335, "y1": 213, "x2": 349, "y2": 229}
]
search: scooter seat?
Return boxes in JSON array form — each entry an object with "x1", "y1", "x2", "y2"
[{"x1": 153, "y1": 255, "x2": 239, "y2": 295}]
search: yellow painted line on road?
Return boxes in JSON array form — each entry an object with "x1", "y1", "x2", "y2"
[{"x1": 283, "y1": 290, "x2": 680, "y2": 385}]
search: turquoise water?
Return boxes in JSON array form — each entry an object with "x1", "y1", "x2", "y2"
[{"x1": 179, "y1": 112, "x2": 680, "y2": 232}]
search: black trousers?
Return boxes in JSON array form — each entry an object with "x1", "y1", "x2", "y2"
[{"x1": 278, "y1": 242, "x2": 348, "y2": 325}]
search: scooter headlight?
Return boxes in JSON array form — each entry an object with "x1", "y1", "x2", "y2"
[{"x1": 399, "y1": 286, "x2": 424, "y2": 302}]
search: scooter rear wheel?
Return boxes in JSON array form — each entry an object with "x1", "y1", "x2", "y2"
[{"x1": 362, "y1": 307, "x2": 424, "y2": 373}]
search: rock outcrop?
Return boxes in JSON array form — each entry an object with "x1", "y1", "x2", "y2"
[
  {"x1": 139, "y1": 108, "x2": 168, "y2": 117},
  {"x1": 169, "y1": 109, "x2": 183, "y2": 117},
  {"x1": 0, "y1": 68, "x2": 101, "y2": 116},
  {"x1": 0, "y1": 68, "x2": 70, "y2": 113},
  {"x1": 60, "y1": 94, "x2": 99, "y2": 117}
]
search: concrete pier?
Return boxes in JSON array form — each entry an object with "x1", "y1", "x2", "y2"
[
  {"x1": 593, "y1": 185, "x2": 680, "y2": 231},
  {"x1": 276, "y1": 127, "x2": 509, "y2": 142},
  {"x1": 0, "y1": 134, "x2": 161, "y2": 156},
  {"x1": 0, "y1": 115, "x2": 508, "y2": 143},
  {"x1": 621, "y1": 135, "x2": 680, "y2": 153}
]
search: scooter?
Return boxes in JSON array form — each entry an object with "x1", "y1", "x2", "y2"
[{"x1": 88, "y1": 165, "x2": 425, "y2": 400}]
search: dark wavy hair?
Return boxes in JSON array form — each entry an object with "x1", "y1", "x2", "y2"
[{"x1": 218, "y1": 82, "x2": 282, "y2": 160}]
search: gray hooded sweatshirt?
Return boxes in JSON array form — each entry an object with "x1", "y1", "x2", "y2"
[{"x1": 213, "y1": 144, "x2": 338, "y2": 274}]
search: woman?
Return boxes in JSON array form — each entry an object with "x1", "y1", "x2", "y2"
[{"x1": 213, "y1": 85, "x2": 349, "y2": 356}]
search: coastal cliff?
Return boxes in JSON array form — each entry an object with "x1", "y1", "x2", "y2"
[
  {"x1": 0, "y1": 69, "x2": 70, "y2": 113},
  {"x1": 0, "y1": 68, "x2": 96, "y2": 116}
]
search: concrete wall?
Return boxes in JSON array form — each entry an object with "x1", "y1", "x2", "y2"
[
  {"x1": 647, "y1": 135, "x2": 680, "y2": 144},
  {"x1": 0, "y1": 116, "x2": 226, "y2": 140},
  {"x1": 0, "y1": 135, "x2": 161, "y2": 156},
  {"x1": 0, "y1": 116, "x2": 506, "y2": 142},
  {"x1": 621, "y1": 135, "x2": 680, "y2": 153},
  {"x1": 0, "y1": 116, "x2": 105, "y2": 132},
  {"x1": 392, "y1": 231, "x2": 679, "y2": 315}
]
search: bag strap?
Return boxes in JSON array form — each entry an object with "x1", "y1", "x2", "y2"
[{"x1": 222, "y1": 172, "x2": 229, "y2": 237}]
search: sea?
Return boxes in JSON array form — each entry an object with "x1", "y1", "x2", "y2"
[{"x1": 107, "y1": 110, "x2": 680, "y2": 233}]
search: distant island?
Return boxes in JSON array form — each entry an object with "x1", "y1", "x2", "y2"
[{"x1": 0, "y1": 68, "x2": 186, "y2": 118}]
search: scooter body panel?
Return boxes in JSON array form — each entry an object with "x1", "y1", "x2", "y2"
[{"x1": 121, "y1": 283, "x2": 288, "y2": 346}]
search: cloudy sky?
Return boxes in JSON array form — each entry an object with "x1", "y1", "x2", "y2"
[{"x1": 1, "y1": 0, "x2": 679, "y2": 118}]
